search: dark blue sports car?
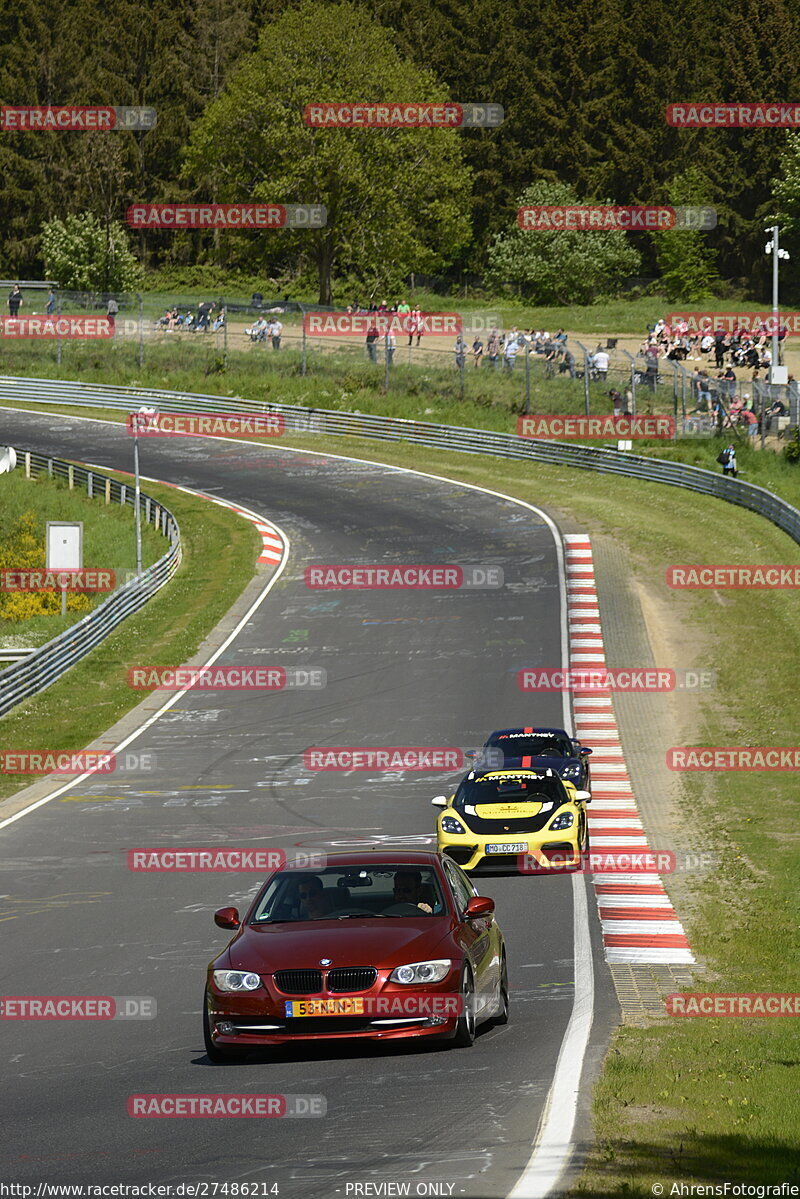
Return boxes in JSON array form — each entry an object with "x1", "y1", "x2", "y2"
[{"x1": 477, "y1": 727, "x2": 592, "y2": 792}]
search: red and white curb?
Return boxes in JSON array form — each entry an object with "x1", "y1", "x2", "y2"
[
  {"x1": 93, "y1": 462, "x2": 289, "y2": 568},
  {"x1": 204, "y1": 500, "x2": 286, "y2": 565},
  {"x1": 564, "y1": 533, "x2": 694, "y2": 966}
]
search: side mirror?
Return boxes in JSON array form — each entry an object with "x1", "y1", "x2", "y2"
[
  {"x1": 575, "y1": 790, "x2": 592, "y2": 803},
  {"x1": 579, "y1": 747, "x2": 593, "y2": 757},
  {"x1": 465, "y1": 895, "x2": 495, "y2": 919},
  {"x1": 431, "y1": 795, "x2": 448, "y2": 808},
  {"x1": 214, "y1": 907, "x2": 240, "y2": 929}
]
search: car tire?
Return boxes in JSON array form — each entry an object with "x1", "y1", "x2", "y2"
[
  {"x1": 493, "y1": 953, "x2": 509, "y2": 1026},
  {"x1": 203, "y1": 991, "x2": 239, "y2": 1063},
  {"x1": 451, "y1": 967, "x2": 476, "y2": 1048}
]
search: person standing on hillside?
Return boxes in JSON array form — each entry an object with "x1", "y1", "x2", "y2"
[{"x1": 8, "y1": 284, "x2": 22, "y2": 316}]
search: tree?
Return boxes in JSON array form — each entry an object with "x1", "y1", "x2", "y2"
[
  {"x1": 182, "y1": 0, "x2": 471, "y2": 302},
  {"x1": 486, "y1": 180, "x2": 641, "y2": 304},
  {"x1": 651, "y1": 167, "x2": 719, "y2": 302},
  {"x1": 41, "y1": 211, "x2": 142, "y2": 291}
]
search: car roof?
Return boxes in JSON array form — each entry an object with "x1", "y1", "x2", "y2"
[
  {"x1": 281, "y1": 850, "x2": 444, "y2": 870},
  {"x1": 487, "y1": 726, "x2": 571, "y2": 740}
]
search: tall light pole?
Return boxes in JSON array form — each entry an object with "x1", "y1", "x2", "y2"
[
  {"x1": 133, "y1": 405, "x2": 156, "y2": 578},
  {"x1": 765, "y1": 225, "x2": 790, "y2": 385}
]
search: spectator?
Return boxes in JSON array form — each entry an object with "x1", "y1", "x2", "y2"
[
  {"x1": 560, "y1": 347, "x2": 576, "y2": 378},
  {"x1": 718, "y1": 443, "x2": 738, "y2": 477},
  {"x1": 411, "y1": 306, "x2": 423, "y2": 347},
  {"x1": 246, "y1": 316, "x2": 268, "y2": 342},
  {"x1": 472, "y1": 335, "x2": 483, "y2": 368},
  {"x1": 593, "y1": 346, "x2": 609, "y2": 380},
  {"x1": 45, "y1": 289, "x2": 55, "y2": 316},
  {"x1": 454, "y1": 335, "x2": 467, "y2": 368},
  {"x1": 740, "y1": 406, "x2": 759, "y2": 440},
  {"x1": 486, "y1": 330, "x2": 500, "y2": 371},
  {"x1": 365, "y1": 323, "x2": 379, "y2": 362},
  {"x1": 609, "y1": 388, "x2": 623, "y2": 415},
  {"x1": 714, "y1": 328, "x2": 727, "y2": 368},
  {"x1": 196, "y1": 301, "x2": 214, "y2": 332},
  {"x1": 8, "y1": 284, "x2": 22, "y2": 316},
  {"x1": 212, "y1": 306, "x2": 226, "y2": 333},
  {"x1": 719, "y1": 365, "x2": 736, "y2": 403},
  {"x1": 554, "y1": 327, "x2": 567, "y2": 344},
  {"x1": 691, "y1": 371, "x2": 712, "y2": 414},
  {"x1": 385, "y1": 329, "x2": 396, "y2": 365},
  {"x1": 503, "y1": 336, "x2": 518, "y2": 373},
  {"x1": 106, "y1": 297, "x2": 119, "y2": 321},
  {"x1": 270, "y1": 316, "x2": 282, "y2": 350}
]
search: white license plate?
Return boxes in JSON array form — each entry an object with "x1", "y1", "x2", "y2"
[{"x1": 486, "y1": 842, "x2": 527, "y2": 854}]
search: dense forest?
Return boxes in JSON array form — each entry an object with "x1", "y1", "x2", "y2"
[{"x1": 3, "y1": 0, "x2": 800, "y2": 302}]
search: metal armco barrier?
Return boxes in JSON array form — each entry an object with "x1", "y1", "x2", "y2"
[
  {"x1": 0, "y1": 447, "x2": 181, "y2": 719},
  {"x1": 2, "y1": 372, "x2": 800, "y2": 547}
]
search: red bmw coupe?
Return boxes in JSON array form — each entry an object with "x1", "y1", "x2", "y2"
[{"x1": 203, "y1": 851, "x2": 508, "y2": 1060}]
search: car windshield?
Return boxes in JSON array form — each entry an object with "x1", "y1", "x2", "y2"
[
  {"x1": 455, "y1": 774, "x2": 567, "y2": 809},
  {"x1": 251, "y1": 865, "x2": 445, "y2": 924},
  {"x1": 487, "y1": 733, "x2": 574, "y2": 759}
]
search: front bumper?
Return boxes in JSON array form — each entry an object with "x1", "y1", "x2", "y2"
[
  {"x1": 206, "y1": 971, "x2": 462, "y2": 1047},
  {"x1": 438, "y1": 831, "x2": 583, "y2": 872}
]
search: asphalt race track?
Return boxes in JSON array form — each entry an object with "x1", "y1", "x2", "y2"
[{"x1": 0, "y1": 410, "x2": 616, "y2": 1198}]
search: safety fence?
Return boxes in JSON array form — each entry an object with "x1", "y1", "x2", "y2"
[
  {"x1": 0, "y1": 448, "x2": 181, "y2": 719},
  {"x1": 2, "y1": 375, "x2": 800, "y2": 551}
]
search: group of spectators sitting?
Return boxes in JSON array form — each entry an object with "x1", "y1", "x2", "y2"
[
  {"x1": 643, "y1": 317, "x2": 784, "y2": 371},
  {"x1": 244, "y1": 315, "x2": 283, "y2": 349},
  {"x1": 157, "y1": 302, "x2": 225, "y2": 333}
]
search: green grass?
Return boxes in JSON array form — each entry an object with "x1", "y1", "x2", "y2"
[
  {"x1": 0, "y1": 467, "x2": 165, "y2": 646},
  {"x1": 0, "y1": 472, "x2": 261, "y2": 802}
]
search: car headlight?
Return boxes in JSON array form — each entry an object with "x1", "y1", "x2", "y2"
[
  {"x1": 441, "y1": 815, "x2": 466, "y2": 834},
  {"x1": 561, "y1": 764, "x2": 581, "y2": 779},
  {"x1": 213, "y1": 970, "x2": 262, "y2": 992},
  {"x1": 549, "y1": 812, "x2": 574, "y2": 830},
  {"x1": 389, "y1": 960, "x2": 452, "y2": 985}
]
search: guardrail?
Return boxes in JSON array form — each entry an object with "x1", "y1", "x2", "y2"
[
  {"x1": 2, "y1": 373, "x2": 800, "y2": 550},
  {"x1": 0, "y1": 448, "x2": 181, "y2": 719}
]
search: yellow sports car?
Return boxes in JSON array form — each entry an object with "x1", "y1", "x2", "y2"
[{"x1": 433, "y1": 768, "x2": 591, "y2": 873}]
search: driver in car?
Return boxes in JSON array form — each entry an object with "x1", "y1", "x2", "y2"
[
  {"x1": 392, "y1": 870, "x2": 433, "y2": 914},
  {"x1": 297, "y1": 876, "x2": 334, "y2": 919}
]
